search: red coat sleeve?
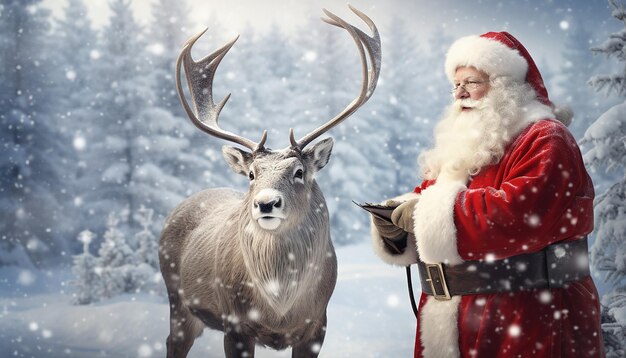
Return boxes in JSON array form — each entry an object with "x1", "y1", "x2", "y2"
[{"x1": 454, "y1": 121, "x2": 594, "y2": 261}]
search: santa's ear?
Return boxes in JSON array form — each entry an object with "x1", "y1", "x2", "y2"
[
  {"x1": 303, "y1": 138, "x2": 334, "y2": 173},
  {"x1": 222, "y1": 146, "x2": 253, "y2": 176}
]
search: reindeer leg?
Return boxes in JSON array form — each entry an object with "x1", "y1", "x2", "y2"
[
  {"x1": 166, "y1": 293, "x2": 205, "y2": 358},
  {"x1": 291, "y1": 312, "x2": 327, "y2": 358},
  {"x1": 224, "y1": 330, "x2": 255, "y2": 358}
]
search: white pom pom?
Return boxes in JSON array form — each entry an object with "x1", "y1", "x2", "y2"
[{"x1": 553, "y1": 105, "x2": 573, "y2": 127}]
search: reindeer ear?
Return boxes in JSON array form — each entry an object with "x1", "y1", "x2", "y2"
[
  {"x1": 304, "y1": 137, "x2": 334, "y2": 172},
  {"x1": 222, "y1": 146, "x2": 253, "y2": 176}
]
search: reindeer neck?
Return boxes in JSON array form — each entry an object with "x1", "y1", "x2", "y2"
[{"x1": 236, "y1": 193, "x2": 330, "y2": 316}]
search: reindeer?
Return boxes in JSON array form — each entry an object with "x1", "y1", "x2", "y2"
[{"x1": 159, "y1": 6, "x2": 380, "y2": 358}]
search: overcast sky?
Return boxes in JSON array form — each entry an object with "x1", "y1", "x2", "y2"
[{"x1": 40, "y1": 0, "x2": 617, "y2": 71}]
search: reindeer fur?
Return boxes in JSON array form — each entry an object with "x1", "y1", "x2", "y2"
[{"x1": 159, "y1": 144, "x2": 337, "y2": 358}]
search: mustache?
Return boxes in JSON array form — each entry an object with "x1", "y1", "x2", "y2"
[{"x1": 454, "y1": 98, "x2": 484, "y2": 110}]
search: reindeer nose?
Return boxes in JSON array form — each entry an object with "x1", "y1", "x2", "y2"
[
  {"x1": 253, "y1": 189, "x2": 284, "y2": 215},
  {"x1": 256, "y1": 198, "x2": 281, "y2": 213}
]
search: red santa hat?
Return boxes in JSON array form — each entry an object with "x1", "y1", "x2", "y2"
[{"x1": 444, "y1": 31, "x2": 573, "y2": 126}]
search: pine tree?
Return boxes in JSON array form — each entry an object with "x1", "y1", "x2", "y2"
[
  {"x1": 584, "y1": 1, "x2": 626, "y2": 356},
  {"x1": 72, "y1": 230, "x2": 102, "y2": 304},
  {"x1": 49, "y1": 0, "x2": 101, "y2": 251},
  {"x1": 378, "y1": 16, "x2": 430, "y2": 194},
  {"x1": 0, "y1": 0, "x2": 69, "y2": 267},
  {"x1": 147, "y1": 0, "x2": 192, "y2": 112},
  {"x1": 98, "y1": 212, "x2": 136, "y2": 297},
  {"x1": 81, "y1": 0, "x2": 149, "y2": 235},
  {"x1": 422, "y1": 31, "x2": 455, "y2": 123},
  {"x1": 134, "y1": 205, "x2": 158, "y2": 269},
  {"x1": 555, "y1": 21, "x2": 608, "y2": 140}
]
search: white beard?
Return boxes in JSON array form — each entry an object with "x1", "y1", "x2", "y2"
[{"x1": 418, "y1": 80, "x2": 543, "y2": 181}]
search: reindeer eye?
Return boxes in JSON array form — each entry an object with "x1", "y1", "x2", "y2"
[
  {"x1": 248, "y1": 171, "x2": 255, "y2": 180},
  {"x1": 294, "y1": 169, "x2": 304, "y2": 179}
]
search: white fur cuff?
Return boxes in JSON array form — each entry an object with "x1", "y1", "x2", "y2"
[
  {"x1": 370, "y1": 217, "x2": 418, "y2": 266},
  {"x1": 413, "y1": 178, "x2": 466, "y2": 265}
]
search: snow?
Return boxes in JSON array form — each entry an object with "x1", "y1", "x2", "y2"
[
  {"x1": 0, "y1": 242, "x2": 418, "y2": 357},
  {"x1": 584, "y1": 101, "x2": 626, "y2": 141}
]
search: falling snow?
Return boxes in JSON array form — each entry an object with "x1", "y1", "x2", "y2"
[{"x1": 0, "y1": 0, "x2": 622, "y2": 356}]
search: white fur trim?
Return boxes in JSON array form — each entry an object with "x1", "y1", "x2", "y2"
[
  {"x1": 521, "y1": 100, "x2": 555, "y2": 125},
  {"x1": 370, "y1": 219, "x2": 418, "y2": 266},
  {"x1": 420, "y1": 296, "x2": 461, "y2": 358},
  {"x1": 553, "y1": 104, "x2": 573, "y2": 127},
  {"x1": 413, "y1": 174, "x2": 466, "y2": 265},
  {"x1": 445, "y1": 35, "x2": 527, "y2": 83},
  {"x1": 391, "y1": 192, "x2": 420, "y2": 202}
]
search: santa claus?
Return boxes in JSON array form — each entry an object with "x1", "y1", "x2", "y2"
[{"x1": 371, "y1": 32, "x2": 605, "y2": 357}]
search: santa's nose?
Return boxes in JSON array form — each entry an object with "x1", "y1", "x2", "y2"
[{"x1": 455, "y1": 88, "x2": 470, "y2": 100}]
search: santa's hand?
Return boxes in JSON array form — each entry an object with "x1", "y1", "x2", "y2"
[
  {"x1": 391, "y1": 199, "x2": 419, "y2": 234},
  {"x1": 383, "y1": 199, "x2": 402, "y2": 207},
  {"x1": 372, "y1": 215, "x2": 405, "y2": 240}
]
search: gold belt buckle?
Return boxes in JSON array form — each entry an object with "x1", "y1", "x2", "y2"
[{"x1": 425, "y1": 263, "x2": 452, "y2": 301}]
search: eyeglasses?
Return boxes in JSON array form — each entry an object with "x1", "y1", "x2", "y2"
[{"x1": 450, "y1": 81, "x2": 487, "y2": 94}]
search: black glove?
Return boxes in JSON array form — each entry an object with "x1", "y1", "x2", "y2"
[{"x1": 372, "y1": 215, "x2": 404, "y2": 239}]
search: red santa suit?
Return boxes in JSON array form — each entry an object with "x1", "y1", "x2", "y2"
[{"x1": 371, "y1": 32, "x2": 605, "y2": 357}]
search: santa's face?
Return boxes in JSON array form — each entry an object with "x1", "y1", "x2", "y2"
[{"x1": 453, "y1": 66, "x2": 490, "y2": 106}]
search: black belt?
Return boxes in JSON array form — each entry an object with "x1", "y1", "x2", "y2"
[{"x1": 417, "y1": 237, "x2": 590, "y2": 300}]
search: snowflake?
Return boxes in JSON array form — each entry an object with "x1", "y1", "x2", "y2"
[
  {"x1": 527, "y1": 214, "x2": 541, "y2": 228},
  {"x1": 248, "y1": 309, "x2": 260, "y2": 321},
  {"x1": 386, "y1": 294, "x2": 399, "y2": 307},
  {"x1": 148, "y1": 43, "x2": 164, "y2": 55},
  {"x1": 310, "y1": 343, "x2": 321, "y2": 353},
  {"x1": 18, "y1": 271, "x2": 35, "y2": 286},
  {"x1": 539, "y1": 291, "x2": 553, "y2": 304},
  {"x1": 508, "y1": 324, "x2": 521, "y2": 337},
  {"x1": 73, "y1": 136, "x2": 87, "y2": 151},
  {"x1": 66, "y1": 70, "x2": 76, "y2": 81},
  {"x1": 137, "y1": 343, "x2": 152, "y2": 357},
  {"x1": 303, "y1": 51, "x2": 317, "y2": 62}
]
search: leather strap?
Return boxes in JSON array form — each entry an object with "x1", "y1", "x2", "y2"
[{"x1": 417, "y1": 237, "x2": 590, "y2": 299}]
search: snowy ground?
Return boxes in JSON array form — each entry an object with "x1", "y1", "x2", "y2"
[{"x1": 0, "y1": 242, "x2": 419, "y2": 357}]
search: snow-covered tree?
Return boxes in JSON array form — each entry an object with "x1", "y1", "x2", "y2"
[
  {"x1": 134, "y1": 205, "x2": 158, "y2": 269},
  {"x1": 86, "y1": 0, "x2": 177, "y2": 235},
  {"x1": 584, "y1": 1, "x2": 626, "y2": 356},
  {"x1": 421, "y1": 31, "x2": 455, "y2": 124},
  {"x1": 98, "y1": 211, "x2": 136, "y2": 297},
  {"x1": 377, "y1": 16, "x2": 430, "y2": 194},
  {"x1": 71, "y1": 230, "x2": 102, "y2": 304},
  {"x1": 49, "y1": 0, "x2": 101, "y2": 251},
  {"x1": 555, "y1": 21, "x2": 609, "y2": 140},
  {"x1": 0, "y1": 0, "x2": 69, "y2": 267},
  {"x1": 147, "y1": 0, "x2": 192, "y2": 112}
]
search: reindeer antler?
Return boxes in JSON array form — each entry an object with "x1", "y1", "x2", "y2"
[
  {"x1": 289, "y1": 5, "x2": 381, "y2": 150},
  {"x1": 176, "y1": 29, "x2": 267, "y2": 152},
  {"x1": 176, "y1": 6, "x2": 380, "y2": 152}
]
